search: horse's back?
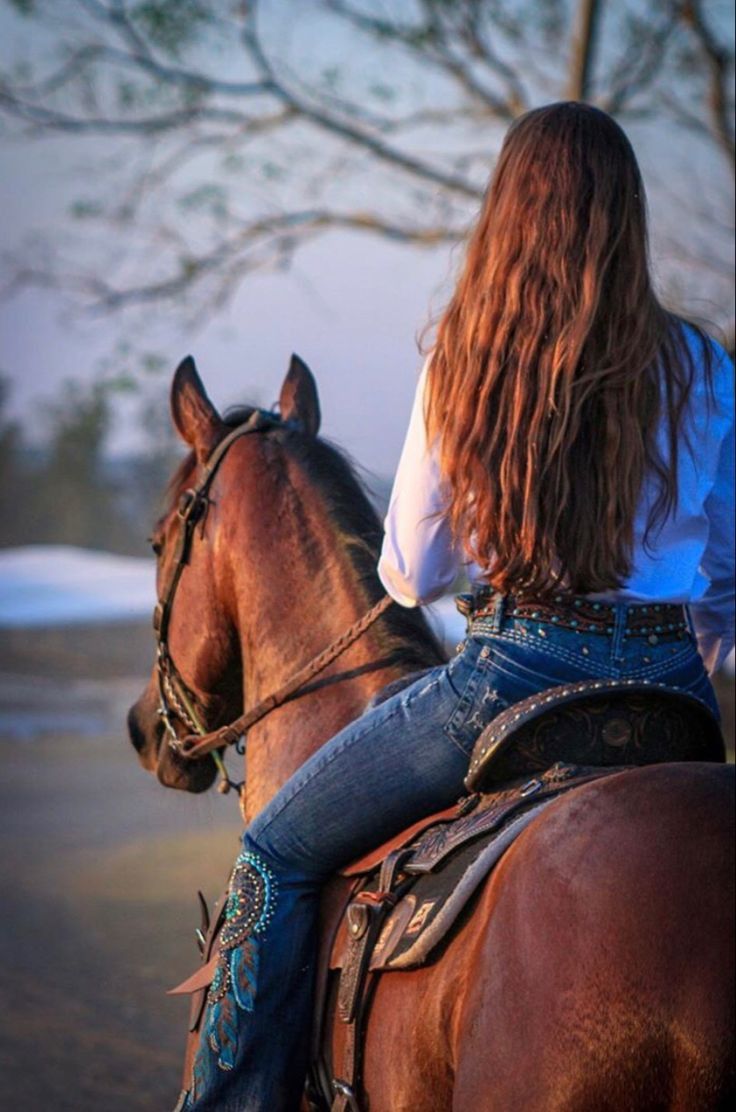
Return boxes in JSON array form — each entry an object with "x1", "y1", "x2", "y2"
[
  {"x1": 452, "y1": 761, "x2": 735, "y2": 1111},
  {"x1": 362, "y1": 762, "x2": 734, "y2": 1112}
]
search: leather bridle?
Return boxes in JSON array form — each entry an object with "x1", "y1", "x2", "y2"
[
  {"x1": 153, "y1": 408, "x2": 280, "y2": 794},
  {"x1": 152, "y1": 409, "x2": 394, "y2": 801}
]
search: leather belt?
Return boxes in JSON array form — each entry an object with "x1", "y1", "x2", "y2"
[{"x1": 458, "y1": 591, "x2": 689, "y2": 641}]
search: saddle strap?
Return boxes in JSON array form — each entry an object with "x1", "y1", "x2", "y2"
[
  {"x1": 332, "y1": 868, "x2": 408, "y2": 1111},
  {"x1": 338, "y1": 899, "x2": 386, "y2": 1024},
  {"x1": 332, "y1": 973, "x2": 378, "y2": 1112}
]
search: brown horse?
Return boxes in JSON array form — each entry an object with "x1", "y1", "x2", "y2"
[{"x1": 128, "y1": 355, "x2": 735, "y2": 1111}]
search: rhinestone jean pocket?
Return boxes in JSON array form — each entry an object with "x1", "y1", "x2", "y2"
[{"x1": 443, "y1": 641, "x2": 508, "y2": 756}]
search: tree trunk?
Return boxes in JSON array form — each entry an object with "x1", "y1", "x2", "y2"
[{"x1": 568, "y1": 0, "x2": 604, "y2": 102}]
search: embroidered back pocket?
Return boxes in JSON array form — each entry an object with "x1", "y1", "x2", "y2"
[{"x1": 443, "y1": 643, "x2": 508, "y2": 756}]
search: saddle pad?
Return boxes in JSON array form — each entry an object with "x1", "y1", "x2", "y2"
[
  {"x1": 372, "y1": 799, "x2": 552, "y2": 970},
  {"x1": 332, "y1": 763, "x2": 622, "y2": 974}
]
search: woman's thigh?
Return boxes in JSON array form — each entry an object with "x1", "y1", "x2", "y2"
[{"x1": 248, "y1": 643, "x2": 496, "y2": 879}]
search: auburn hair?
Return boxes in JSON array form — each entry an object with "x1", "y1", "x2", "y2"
[{"x1": 425, "y1": 101, "x2": 712, "y2": 598}]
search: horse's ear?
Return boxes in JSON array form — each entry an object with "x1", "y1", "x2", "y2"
[
  {"x1": 279, "y1": 354, "x2": 321, "y2": 436},
  {"x1": 171, "y1": 356, "x2": 223, "y2": 460}
]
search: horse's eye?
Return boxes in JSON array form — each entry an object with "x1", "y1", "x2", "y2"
[{"x1": 148, "y1": 536, "x2": 163, "y2": 557}]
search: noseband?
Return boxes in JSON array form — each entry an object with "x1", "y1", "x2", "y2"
[{"x1": 153, "y1": 409, "x2": 393, "y2": 801}]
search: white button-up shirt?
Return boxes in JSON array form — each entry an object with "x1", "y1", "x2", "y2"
[{"x1": 378, "y1": 325, "x2": 735, "y2": 674}]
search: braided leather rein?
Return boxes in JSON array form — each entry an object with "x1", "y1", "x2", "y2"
[{"x1": 153, "y1": 409, "x2": 394, "y2": 795}]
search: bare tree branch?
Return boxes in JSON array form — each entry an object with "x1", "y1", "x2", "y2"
[
  {"x1": 324, "y1": 0, "x2": 525, "y2": 117},
  {"x1": 112, "y1": 110, "x2": 297, "y2": 222},
  {"x1": 0, "y1": 89, "x2": 251, "y2": 134},
  {"x1": 11, "y1": 42, "x2": 274, "y2": 101},
  {"x1": 241, "y1": 2, "x2": 483, "y2": 200},
  {"x1": 601, "y1": 9, "x2": 681, "y2": 116},
  {"x1": 8, "y1": 44, "x2": 107, "y2": 99},
  {"x1": 458, "y1": 2, "x2": 530, "y2": 114},
  {"x1": 75, "y1": 0, "x2": 276, "y2": 97},
  {"x1": 679, "y1": 0, "x2": 735, "y2": 172},
  {"x1": 3, "y1": 207, "x2": 461, "y2": 314},
  {"x1": 0, "y1": 0, "x2": 731, "y2": 329},
  {"x1": 417, "y1": 0, "x2": 521, "y2": 118}
]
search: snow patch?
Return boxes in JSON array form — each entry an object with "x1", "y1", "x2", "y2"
[
  {"x1": 0, "y1": 545, "x2": 732, "y2": 676},
  {"x1": 0, "y1": 545, "x2": 155, "y2": 627}
]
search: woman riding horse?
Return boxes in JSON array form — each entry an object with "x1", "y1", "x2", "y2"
[{"x1": 174, "y1": 102, "x2": 735, "y2": 1109}]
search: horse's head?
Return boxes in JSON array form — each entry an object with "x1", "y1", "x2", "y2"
[{"x1": 127, "y1": 352, "x2": 321, "y2": 792}]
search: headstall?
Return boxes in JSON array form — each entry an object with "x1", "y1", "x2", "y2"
[{"x1": 152, "y1": 409, "x2": 394, "y2": 801}]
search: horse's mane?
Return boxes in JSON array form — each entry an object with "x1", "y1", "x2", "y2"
[{"x1": 164, "y1": 407, "x2": 446, "y2": 672}]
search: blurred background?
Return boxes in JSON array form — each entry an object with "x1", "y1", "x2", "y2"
[{"x1": 0, "y1": 2, "x2": 733, "y2": 1109}]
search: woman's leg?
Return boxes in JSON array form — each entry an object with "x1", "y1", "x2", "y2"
[{"x1": 184, "y1": 642, "x2": 493, "y2": 1111}]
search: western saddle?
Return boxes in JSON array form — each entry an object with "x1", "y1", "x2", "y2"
[{"x1": 313, "y1": 676, "x2": 724, "y2": 1110}]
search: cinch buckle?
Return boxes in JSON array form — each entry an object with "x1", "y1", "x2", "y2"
[{"x1": 332, "y1": 1079, "x2": 360, "y2": 1111}]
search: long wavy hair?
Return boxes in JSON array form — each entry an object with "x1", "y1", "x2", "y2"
[{"x1": 425, "y1": 101, "x2": 712, "y2": 598}]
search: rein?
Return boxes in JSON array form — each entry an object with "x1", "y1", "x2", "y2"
[
  {"x1": 153, "y1": 409, "x2": 394, "y2": 797},
  {"x1": 177, "y1": 593, "x2": 394, "y2": 760}
]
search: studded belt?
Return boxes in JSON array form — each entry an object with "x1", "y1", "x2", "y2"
[{"x1": 457, "y1": 591, "x2": 690, "y2": 643}]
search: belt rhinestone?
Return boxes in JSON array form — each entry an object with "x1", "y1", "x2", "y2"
[{"x1": 457, "y1": 591, "x2": 688, "y2": 641}]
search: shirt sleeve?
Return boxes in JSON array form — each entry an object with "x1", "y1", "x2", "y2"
[
  {"x1": 690, "y1": 414, "x2": 735, "y2": 674},
  {"x1": 378, "y1": 360, "x2": 465, "y2": 607}
]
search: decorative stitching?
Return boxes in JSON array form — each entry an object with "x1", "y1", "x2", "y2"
[
  {"x1": 482, "y1": 631, "x2": 698, "y2": 683},
  {"x1": 444, "y1": 649, "x2": 507, "y2": 755},
  {"x1": 217, "y1": 850, "x2": 277, "y2": 958},
  {"x1": 630, "y1": 645, "x2": 699, "y2": 680},
  {"x1": 191, "y1": 850, "x2": 278, "y2": 1092},
  {"x1": 487, "y1": 635, "x2": 612, "y2": 678}
]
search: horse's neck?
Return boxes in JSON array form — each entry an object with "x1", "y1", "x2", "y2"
[{"x1": 231, "y1": 453, "x2": 431, "y2": 820}]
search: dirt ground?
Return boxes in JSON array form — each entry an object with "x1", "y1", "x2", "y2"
[
  {"x1": 0, "y1": 623, "x2": 733, "y2": 1112},
  {"x1": 0, "y1": 623, "x2": 241, "y2": 1112}
]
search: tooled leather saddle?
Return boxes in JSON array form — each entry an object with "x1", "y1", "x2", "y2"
[{"x1": 171, "y1": 677, "x2": 725, "y2": 1112}]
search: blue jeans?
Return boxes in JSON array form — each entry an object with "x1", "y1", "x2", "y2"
[{"x1": 182, "y1": 602, "x2": 717, "y2": 1111}]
